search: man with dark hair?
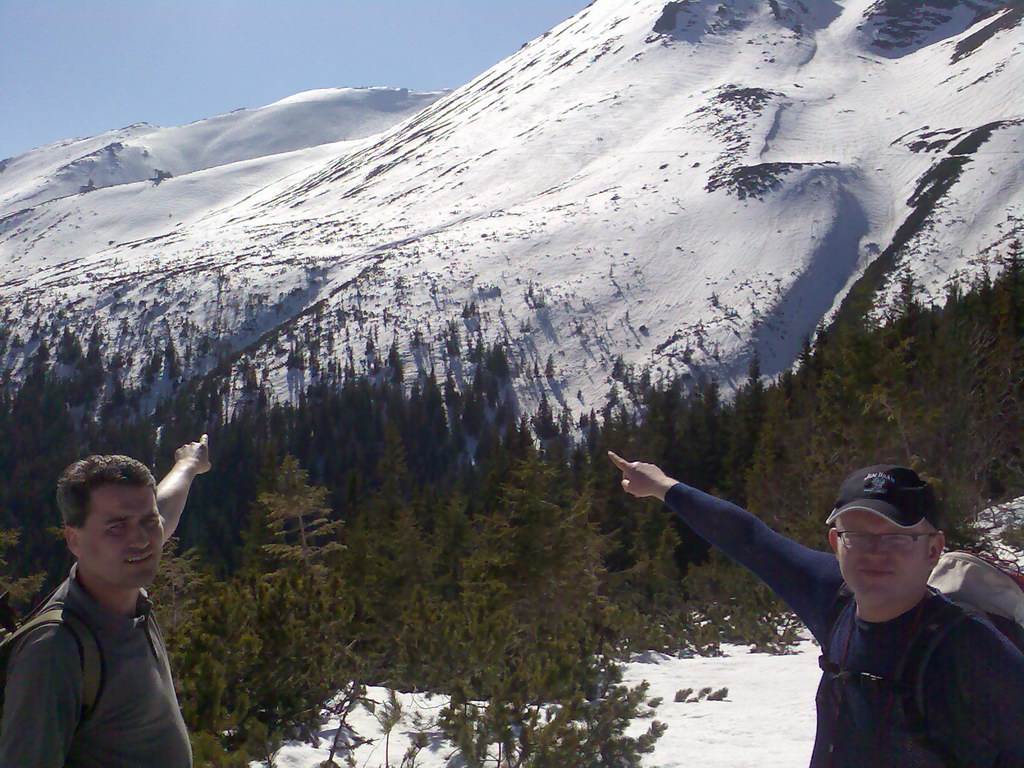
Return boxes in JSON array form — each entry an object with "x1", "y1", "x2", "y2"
[
  {"x1": 56, "y1": 453, "x2": 159, "y2": 527},
  {"x1": 0, "y1": 436, "x2": 211, "y2": 768},
  {"x1": 609, "y1": 453, "x2": 1024, "y2": 767}
]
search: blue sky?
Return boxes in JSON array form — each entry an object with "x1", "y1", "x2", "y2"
[{"x1": 0, "y1": 0, "x2": 590, "y2": 160}]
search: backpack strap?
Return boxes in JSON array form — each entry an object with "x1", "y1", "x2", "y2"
[
  {"x1": 818, "y1": 583, "x2": 854, "y2": 675},
  {"x1": 58, "y1": 608, "x2": 104, "y2": 720},
  {"x1": 894, "y1": 594, "x2": 970, "y2": 731},
  {"x1": 5, "y1": 600, "x2": 104, "y2": 723},
  {"x1": 818, "y1": 586, "x2": 913, "y2": 692}
]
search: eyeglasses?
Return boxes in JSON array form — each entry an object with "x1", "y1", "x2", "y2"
[{"x1": 835, "y1": 531, "x2": 939, "y2": 553}]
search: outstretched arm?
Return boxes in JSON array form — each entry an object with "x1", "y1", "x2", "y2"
[
  {"x1": 607, "y1": 450, "x2": 843, "y2": 641},
  {"x1": 158, "y1": 434, "x2": 211, "y2": 543}
]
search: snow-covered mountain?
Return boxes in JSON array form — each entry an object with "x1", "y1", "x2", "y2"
[
  {"x1": 0, "y1": 88, "x2": 446, "y2": 218},
  {"x1": 1, "y1": 0, "x2": 1020, "y2": 413}
]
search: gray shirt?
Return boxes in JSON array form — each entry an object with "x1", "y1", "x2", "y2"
[{"x1": 0, "y1": 567, "x2": 192, "y2": 768}]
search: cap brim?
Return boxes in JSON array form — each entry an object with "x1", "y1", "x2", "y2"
[{"x1": 825, "y1": 499, "x2": 921, "y2": 528}]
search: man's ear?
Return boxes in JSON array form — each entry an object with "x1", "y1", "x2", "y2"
[
  {"x1": 928, "y1": 531, "x2": 945, "y2": 561},
  {"x1": 828, "y1": 527, "x2": 840, "y2": 555},
  {"x1": 64, "y1": 525, "x2": 80, "y2": 558}
]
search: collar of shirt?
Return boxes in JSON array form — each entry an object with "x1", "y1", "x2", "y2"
[{"x1": 66, "y1": 563, "x2": 153, "y2": 639}]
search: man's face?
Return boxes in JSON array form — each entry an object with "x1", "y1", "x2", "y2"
[
  {"x1": 828, "y1": 508, "x2": 944, "y2": 618},
  {"x1": 65, "y1": 484, "x2": 164, "y2": 596}
]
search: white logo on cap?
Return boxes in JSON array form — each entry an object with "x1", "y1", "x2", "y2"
[{"x1": 864, "y1": 472, "x2": 892, "y2": 494}]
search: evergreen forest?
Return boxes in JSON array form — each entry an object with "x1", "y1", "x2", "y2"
[{"x1": 0, "y1": 243, "x2": 1022, "y2": 766}]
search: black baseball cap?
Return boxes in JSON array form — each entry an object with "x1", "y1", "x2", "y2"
[{"x1": 825, "y1": 465, "x2": 939, "y2": 529}]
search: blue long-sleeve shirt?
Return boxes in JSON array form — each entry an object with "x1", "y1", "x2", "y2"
[{"x1": 664, "y1": 482, "x2": 1024, "y2": 768}]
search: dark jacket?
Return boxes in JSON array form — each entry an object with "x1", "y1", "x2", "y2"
[{"x1": 665, "y1": 482, "x2": 1024, "y2": 767}]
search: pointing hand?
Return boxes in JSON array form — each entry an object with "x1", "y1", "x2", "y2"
[
  {"x1": 608, "y1": 451, "x2": 677, "y2": 501},
  {"x1": 174, "y1": 434, "x2": 212, "y2": 475}
]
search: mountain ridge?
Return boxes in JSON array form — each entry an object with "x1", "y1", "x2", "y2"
[
  {"x1": 0, "y1": 0, "x2": 1020, "y2": 416},
  {"x1": 0, "y1": 87, "x2": 446, "y2": 218}
]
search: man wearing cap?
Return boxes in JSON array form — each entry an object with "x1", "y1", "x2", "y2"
[{"x1": 608, "y1": 453, "x2": 1024, "y2": 767}]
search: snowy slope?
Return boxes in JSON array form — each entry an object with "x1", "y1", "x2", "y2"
[
  {"x1": 0, "y1": 88, "x2": 445, "y2": 218},
  {"x1": 0, "y1": 0, "x2": 1020, "y2": 413}
]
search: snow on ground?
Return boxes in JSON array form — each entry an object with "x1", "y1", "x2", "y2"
[
  {"x1": 269, "y1": 639, "x2": 821, "y2": 768},
  {"x1": 972, "y1": 496, "x2": 1024, "y2": 567},
  {"x1": 621, "y1": 641, "x2": 819, "y2": 767}
]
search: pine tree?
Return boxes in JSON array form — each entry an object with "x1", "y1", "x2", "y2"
[
  {"x1": 174, "y1": 566, "x2": 355, "y2": 764},
  {"x1": 339, "y1": 427, "x2": 439, "y2": 688},
  {"x1": 173, "y1": 457, "x2": 357, "y2": 765},
  {"x1": 0, "y1": 527, "x2": 43, "y2": 603},
  {"x1": 55, "y1": 328, "x2": 83, "y2": 366},
  {"x1": 148, "y1": 538, "x2": 207, "y2": 643},
  {"x1": 436, "y1": 458, "x2": 664, "y2": 766},
  {"x1": 719, "y1": 353, "x2": 765, "y2": 505},
  {"x1": 256, "y1": 455, "x2": 344, "y2": 573}
]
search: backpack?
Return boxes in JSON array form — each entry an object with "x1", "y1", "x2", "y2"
[
  {"x1": 928, "y1": 551, "x2": 1024, "y2": 649},
  {"x1": 819, "y1": 550, "x2": 1024, "y2": 763},
  {"x1": 0, "y1": 588, "x2": 104, "y2": 728}
]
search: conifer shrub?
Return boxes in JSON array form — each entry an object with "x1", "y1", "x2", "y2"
[
  {"x1": 173, "y1": 567, "x2": 356, "y2": 764},
  {"x1": 681, "y1": 553, "x2": 802, "y2": 654},
  {"x1": 168, "y1": 458, "x2": 358, "y2": 765},
  {"x1": 0, "y1": 527, "x2": 43, "y2": 603},
  {"x1": 420, "y1": 458, "x2": 665, "y2": 766},
  {"x1": 438, "y1": 658, "x2": 664, "y2": 768}
]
